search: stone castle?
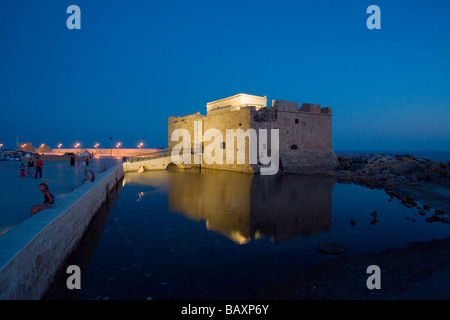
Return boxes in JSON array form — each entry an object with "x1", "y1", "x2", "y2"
[{"x1": 168, "y1": 93, "x2": 338, "y2": 174}]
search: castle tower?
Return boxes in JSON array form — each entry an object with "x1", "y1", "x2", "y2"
[{"x1": 168, "y1": 93, "x2": 338, "y2": 174}]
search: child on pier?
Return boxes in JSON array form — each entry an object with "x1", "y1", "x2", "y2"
[{"x1": 20, "y1": 162, "x2": 25, "y2": 178}]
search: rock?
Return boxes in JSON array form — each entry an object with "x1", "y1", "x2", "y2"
[
  {"x1": 418, "y1": 210, "x2": 426, "y2": 216},
  {"x1": 318, "y1": 243, "x2": 347, "y2": 254},
  {"x1": 370, "y1": 218, "x2": 379, "y2": 225},
  {"x1": 441, "y1": 217, "x2": 450, "y2": 224},
  {"x1": 401, "y1": 195, "x2": 417, "y2": 207},
  {"x1": 390, "y1": 169, "x2": 403, "y2": 176},
  {"x1": 426, "y1": 215, "x2": 441, "y2": 223},
  {"x1": 441, "y1": 167, "x2": 450, "y2": 177},
  {"x1": 415, "y1": 173, "x2": 427, "y2": 181},
  {"x1": 374, "y1": 174, "x2": 384, "y2": 180},
  {"x1": 435, "y1": 209, "x2": 445, "y2": 215},
  {"x1": 338, "y1": 159, "x2": 353, "y2": 170},
  {"x1": 405, "y1": 202, "x2": 418, "y2": 208},
  {"x1": 423, "y1": 205, "x2": 431, "y2": 211},
  {"x1": 352, "y1": 155, "x2": 368, "y2": 163},
  {"x1": 370, "y1": 211, "x2": 377, "y2": 218},
  {"x1": 428, "y1": 162, "x2": 442, "y2": 173}
]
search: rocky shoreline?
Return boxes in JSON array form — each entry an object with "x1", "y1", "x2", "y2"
[
  {"x1": 258, "y1": 153, "x2": 450, "y2": 299},
  {"x1": 260, "y1": 236, "x2": 450, "y2": 300},
  {"x1": 331, "y1": 153, "x2": 450, "y2": 223}
]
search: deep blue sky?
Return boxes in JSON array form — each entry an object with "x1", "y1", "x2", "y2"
[{"x1": 0, "y1": 0, "x2": 449, "y2": 151}]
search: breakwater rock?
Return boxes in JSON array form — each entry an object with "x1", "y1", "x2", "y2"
[{"x1": 331, "y1": 153, "x2": 450, "y2": 221}]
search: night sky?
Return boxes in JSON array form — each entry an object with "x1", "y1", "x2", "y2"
[{"x1": 0, "y1": 0, "x2": 449, "y2": 151}]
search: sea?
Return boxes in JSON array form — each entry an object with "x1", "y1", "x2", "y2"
[
  {"x1": 32, "y1": 150, "x2": 449, "y2": 300},
  {"x1": 0, "y1": 150, "x2": 449, "y2": 299}
]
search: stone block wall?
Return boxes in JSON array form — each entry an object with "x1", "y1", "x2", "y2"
[
  {"x1": 168, "y1": 94, "x2": 338, "y2": 174},
  {"x1": 168, "y1": 113, "x2": 204, "y2": 151},
  {"x1": 123, "y1": 156, "x2": 173, "y2": 172}
]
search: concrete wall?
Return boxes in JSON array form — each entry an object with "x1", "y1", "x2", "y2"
[
  {"x1": 51, "y1": 148, "x2": 162, "y2": 156},
  {"x1": 0, "y1": 163, "x2": 124, "y2": 300},
  {"x1": 123, "y1": 156, "x2": 173, "y2": 172}
]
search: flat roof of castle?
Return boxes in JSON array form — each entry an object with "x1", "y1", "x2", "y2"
[{"x1": 206, "y1": 93, "x2": 267, "y2": 106}]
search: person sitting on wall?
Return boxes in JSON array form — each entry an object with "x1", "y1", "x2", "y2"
[
  {"x1": 30, "y1": 183, "x2": 54, "y2": 217},
  {"x1": 82, "y1": 167, "x2": 96, "y2": 184},
  {"x1": 137, "y1": 166, "x2": 145, "y2": 174}
]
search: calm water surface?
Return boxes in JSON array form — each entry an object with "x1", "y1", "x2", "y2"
[{"x1": 47, "y1": 169, "x2": 450, "y2": 300}]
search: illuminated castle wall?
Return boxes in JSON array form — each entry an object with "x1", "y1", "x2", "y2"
[{"x1": 168, "y1": 93, "x2": 338, "y2": 173}]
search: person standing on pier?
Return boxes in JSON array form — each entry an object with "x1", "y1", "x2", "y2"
[
  {"x1": 34, "y1": 156, "x2": 43, "y2": 179},
  {"x1": 27, "y1": 158, "x2": 34, "y2": 176}
]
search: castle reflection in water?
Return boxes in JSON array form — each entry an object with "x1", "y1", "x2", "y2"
[{"x1": 122, "y1": 169, "x2": 335, "y2": 244}]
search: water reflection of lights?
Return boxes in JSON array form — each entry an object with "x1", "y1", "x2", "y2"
[
  {"x1": 229, "y1": 231, "x2": 250, "y2": 245},
  {"x1": 136, "y1": 191, "x2": 145, "y2": 202}
]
